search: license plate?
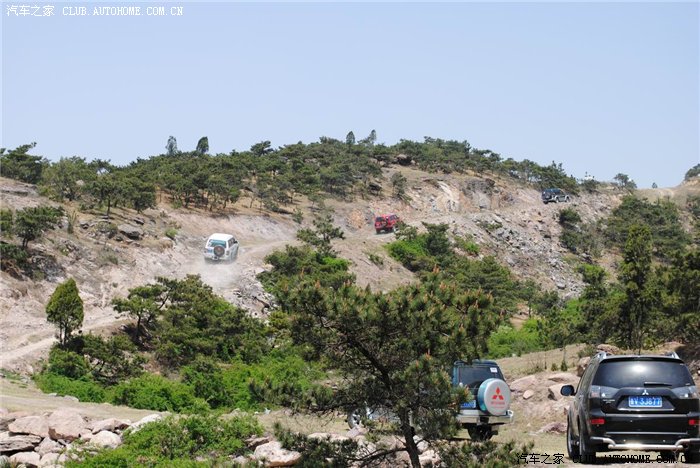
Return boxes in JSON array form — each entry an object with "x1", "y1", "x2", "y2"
[
  {"x1": 629, "y1": 396, "x2": 662, "y2": 408},
  {"x1": 461, "y1": 400, "x2": 476, "y2": 409}
]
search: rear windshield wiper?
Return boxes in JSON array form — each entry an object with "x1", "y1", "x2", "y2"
[{"x1": 643, "y1": 381, "x2": 672, "y2": 387}]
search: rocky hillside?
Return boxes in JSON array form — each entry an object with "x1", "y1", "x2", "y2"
[{"x1": 0, "y1": 169, "x2": 632, "y2": 373}]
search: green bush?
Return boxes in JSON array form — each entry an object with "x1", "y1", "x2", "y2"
[
  {"x1": 165, "y1": 227, "x2": 178, "y2": 240},
  {"x1": 66, "y1": 414, "x2": 262, "y2": 467},
  {"x1": 47, "y1": 346, "x2": 90, "y2": 379},
  {"x1": 34, "y1": 373, "x2": 108, "y2": 403},
  {"x1": 487, "y1": 319, "x2": 546, "y2": 358},
  {"x1": 111, "y1": 374, "x2": 209, "y2": 413},
  {"x1": 386, "y1": 239, "x2": 430, "y2": 271}
]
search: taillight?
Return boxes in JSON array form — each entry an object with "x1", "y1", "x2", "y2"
[
  {"x1": 690, "y1": 419, "x2": 699, "y2": 426},
  {"x1": 589, "y1": 385, "x2": 601, "y2": 399},
  {"x1": 590, "y1": 418, "x2": 605, "y2": 425}
]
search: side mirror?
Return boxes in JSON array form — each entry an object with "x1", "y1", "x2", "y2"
[{"x1": 560, "y1": 384, "x2": 575, "y2": 397}]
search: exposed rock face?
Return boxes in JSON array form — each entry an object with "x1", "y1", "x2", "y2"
[
  {"x1": 510, "y1": 375, "x2": 538, "y2": 393},
  {"x1": 577, "y1": 356, "x2": 591, "y2": 377},
  {"x1": 548, "y1": 383, "x2": 567, "y2": 401},
  {"x1": 47, "y1": 409, "x2": 86, "y2": 442},
  {"x1": 8, "y1": 415, "x2": 49, "y2": 438},
  {"x1": 253, "y1": 441, "x2": 302, "y2": 467},
  {"x1": 522, "y1": 389, "x2": 535, "y2": 400}
]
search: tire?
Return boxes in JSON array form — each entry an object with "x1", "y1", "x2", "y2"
[
  {"x1": 467, "y1": 426, "x2": 493, "y2": 441},
  {"x1": 566, "y1": 418, "x2": 580, "y2": 461},
  {"x1": 578, "y1": 422, "x2": 596, "y2": 464},
  {"x1": 554, "y1": 196, "x2": 560, "y2": 203},
  {"x1": 684, "y1": 450, "x2": 700, "y2": 464},
  {"x1": 213, "y1": 245, "x2": 225, "y2": 258},
  {"x1": 376, "y1": 229, "x2": 381, "y2": 234}
]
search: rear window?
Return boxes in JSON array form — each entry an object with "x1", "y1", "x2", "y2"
[
  {"x1": 208, "y1": 240, "x2": 227, "y2": 247},
  {"x1": 455, "y1": 366, "x2": 503, "y2": 389},
  {"x1": 593, "y1": 360, "x2": 693, "y2": 388},
  {"x1": 375, "y1": 217, "x2": 385, "y2": 222}
]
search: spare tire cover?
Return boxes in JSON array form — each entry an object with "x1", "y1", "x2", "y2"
[
  {"x1": 477, "y1": 378, "x2": 511, "y2": 415},
  {"x1": 213, "y1": 245, "x2": 225, "y2": 257}
]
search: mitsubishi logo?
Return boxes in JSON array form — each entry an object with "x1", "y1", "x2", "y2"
[
  {"x1": 642, "y1": 389, "x2": 649, "y2": 396},
  {"x1": 492, "y1": 387, "x2": 505, "y2": 400}
]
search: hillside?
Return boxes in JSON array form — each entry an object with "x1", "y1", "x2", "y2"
[{"x1": 1, "y1": 169, "x2": 627, "y2": 373}]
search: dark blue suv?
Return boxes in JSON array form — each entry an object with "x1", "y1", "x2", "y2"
[{"x1": 561, "y1": 352, "x2": 700, "y2": 463}]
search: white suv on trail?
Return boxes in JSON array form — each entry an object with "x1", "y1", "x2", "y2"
[{"x1": 203, "y1": 233, "x2": 239, "y2": 262}]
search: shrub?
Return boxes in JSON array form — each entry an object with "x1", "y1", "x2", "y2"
[
  {"x1": 66, "y1": 414, "x2": 262, "y2": 467},
  {"x1": 165, "y1": 227, "x2": 178, "y2": 240},
  {"x1": 34, "y1": 373, "x2": 108, "y2": 403},
  {"x1": 47, "y1": 346, "x2": 89, "y2": 379},
  {"x1": 111, "y1": 374, "x2": 209, "y2": 413},
  {"x1": 487, "y1": 320, "x2": 546, "y2": 358}
]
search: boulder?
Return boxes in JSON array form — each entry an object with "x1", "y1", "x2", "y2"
[
  {"x1": 419, "y1": 448, "x2": 441, "y2": 467},
  {"x1": 245, "y1": 436, "x2": 271, "y2": 449},
  {"x1": 9, "y1": 451, "x2": 41, "y2": 467},
  {"x1": 35, "y1": 437, "x2": 61, "y2": 456},
  {"x1": 510, "y1": 375, "x2": 538, "y2": 393},
  {"x1": 91, "y1": 418, "x2": 130, "y2": 434},
  {"x1": 118, "y1": 224, "x2": 143, "y2": 240},
  {"x1": 547, "y1": 372, "x2": 579, "y2": 384},
  {"x1": 90, "y1": 431, "x2": 121, "y2": 449},
  {"x1": 346, "y1": 425, "x2": 368, "y2": 438},
  {"x1": 253, "y1": 441, "x2": 301, "y2": 467},
  {"x1": 47, "y1": 409, "x2": 85, "y2": 442},
  {"x1": 0, "y1": 435, "x2": 41, "y2": 453},
  {"x1": 522, "y1": 389, "x2": 535, "y2": 400},
  {"x1": 232, "y1": 455, "x2": 251, "y2": 466},
  {"x1": 40, "y1": 452, "x2": 61, "y2": 466},
  {"x1": 9, "y1": 416, "x2": 49, "y2": 438},
  {"x1": 129, "y1": 414, "x2": 163, "y2": 432}
]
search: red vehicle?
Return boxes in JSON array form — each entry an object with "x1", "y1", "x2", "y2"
[{"x1": 375, "y1": 214, "x2": 400, "y2": 234}]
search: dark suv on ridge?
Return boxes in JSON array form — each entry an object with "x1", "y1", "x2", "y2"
[
  {"x1": 541, "y1": 188, "x2": 570, "y2": 204},
  {"x1": 560, "y1": 352, "x2": 700, "y2": 463}
]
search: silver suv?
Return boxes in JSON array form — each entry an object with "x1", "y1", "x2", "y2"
[{"x1": 203, "y1": 233, "x2": 239, "y2": 262}]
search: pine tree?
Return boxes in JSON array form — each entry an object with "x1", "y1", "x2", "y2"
[{"x1": 46, "y1": 278, "x2": 84, "y2": 346}]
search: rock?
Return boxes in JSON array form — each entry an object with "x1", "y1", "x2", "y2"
[
  {"x1": 0, "y1": 435, "x2": 41, "y2": 453},
  {"x1": 245, "y1": 436, "x2": 271, "y2": 449},
  {"x1": 346, "y1": 425, "x2": 368, "y2": 438},
  {"x1": 90, "y1": 431, "x2": 121, "y2": 449},
  {"x1": 510, "y1": 375, "x2": 538, "y2": 393},
  {"x1": 79, "y1": 430, "x2": 94, "y2": 441},
  {"x1": 537, "y1": 422, "x2": 567, "y2": 434},
  {"x1": 576, "y1": 357, "x2": 591, "y2": 377},
  {"x1": 419, "y1": 448, "x2": 441, "y2": 467},
  {"x1": 40, "y1": 452, "x2": 61, "y2": 466},
  {"x1": 117, "y1": 224, "x2": 143, "y2": 240},
  {"x1": 548, "y1": 383, "x2": 566, "y2": 401},
  {"x1": 63, "y1": 395, "x2": 79, "y2": 403},
  {"x1": 35, "y1": 437, "x2": 61, "y2": 456},
  {"x1": 129, "y1": 414, "x2": 163, "y2": 432},
  {"x1": 9, "y1": 451, "x2": 41, "y2": 467},
  {"x1": 522, "y1": 389, "x2": 535, "y2": 400},
  {"x1": 555, "y1": 282, "x2": 566, "y2": 290},
  {"x1": 47, "y1": 409, "x2": 85, "y2": 442},
  {"x1": 547, "y1": 372, "x2": 578, "y2": 384},
  {"x1": 253, "y1": 441, "x2": 301, "y2": 467},
  {"x1": 414, "y1": 436, "x2": 429, "y2": 453},
  {"x1": 9, "y1": 416, "x2": 49, "y2": 438},
  {"x1": 91, "y1": 418, "x2": 130, "y2": 434}
]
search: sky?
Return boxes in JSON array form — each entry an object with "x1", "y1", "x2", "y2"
[{"x1": 2, "y1": 1, "x2": 699, "y2": 188}]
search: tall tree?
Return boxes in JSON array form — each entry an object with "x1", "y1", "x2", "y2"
[
  {"x1": 46, "y1": 278, "x2": 84, "y2": 346},
  {"x1": 285, "y1": 274, "x2": 500, "y2": 467},
  {"x1": 165, "y1": 136, "x2": 179, "y2": 156},
  {"x1": 617, "y1": 225, "x2": 656, "y2": 352},
  {"x1": 196, "y1": 136, "x2": 209, "y2": 155},
  {"x1": 296, "y1": 212, "x2": 344, "y2": 257},
  {"x1": 0, "y1": 143, "x2": 48, "y2": 184},
  {"x1": 345, "y1": 131, "x2": 355, "y2": 146}
]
